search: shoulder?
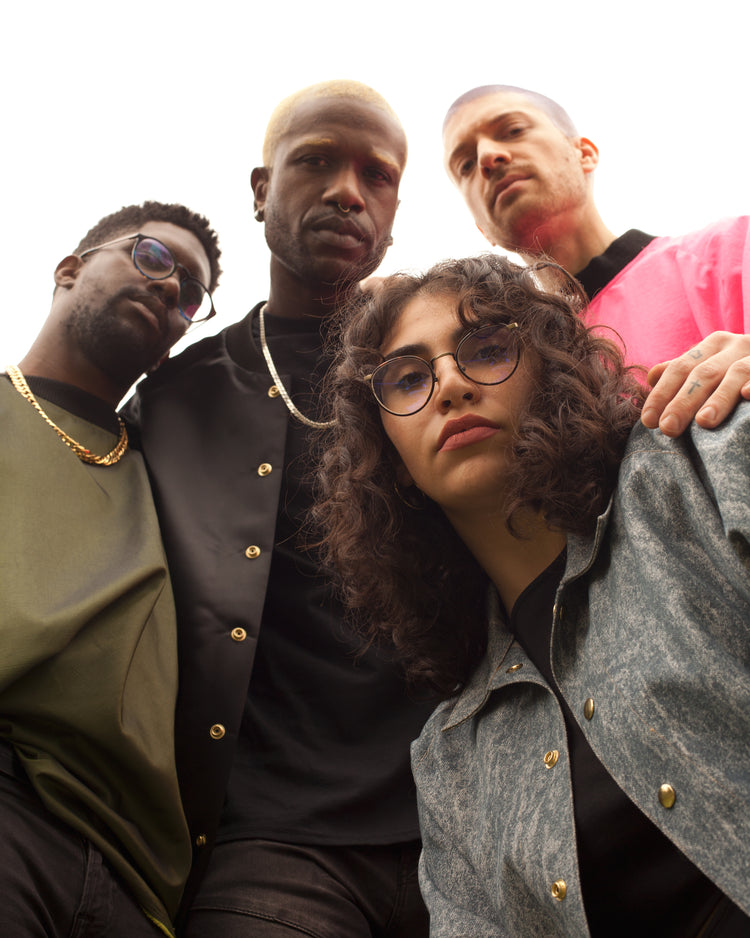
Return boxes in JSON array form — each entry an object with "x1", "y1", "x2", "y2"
[
  {"x1": 123, "y1": 308, "x2": 262, "y2": 422},
  {"x1": 640, "y1": 216, "x2": 749, "y2": 263},
  {"x1": 140, "y1": 326, "x2": 231, "y2": 390},
  {"x1": 615, "y1": 404, "x2": 750, "y2": 531},
  {"x1": 623, "y1": 401, "x2": 750, "y2": 464}
]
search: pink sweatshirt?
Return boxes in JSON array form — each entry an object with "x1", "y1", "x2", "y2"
[{"x1": 582, "y1": 216, "x2": 750, "y2": 370}]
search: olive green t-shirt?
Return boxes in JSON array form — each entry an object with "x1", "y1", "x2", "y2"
[{"x1": 0, "y1": 376, "x2": 190, "y2": 935}]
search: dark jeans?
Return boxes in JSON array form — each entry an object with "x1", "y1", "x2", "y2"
[
  {"x1": 183, "y1": 838, "x2": 429, "y2": 938},
  {"x1": 0, "y1": 743, "x2": 164, "y2": 938}
]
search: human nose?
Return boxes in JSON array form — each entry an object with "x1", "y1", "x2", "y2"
[
  {"x1": 477, "y1": 136, "x2": 511, "y2": 179},
  {"x1": 325, "y1": 166, "x2": 366, "y2": 213},
  {"x1": 147, "y1": 270, "x2": 181, "y2": 310},
  {"x1": 431, "y1": 353, "x2": 479, "y2": 410}
]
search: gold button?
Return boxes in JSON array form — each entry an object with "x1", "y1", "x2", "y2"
[
  {"x1": 544, "y1": 749, "x2": 559, "y2": 769},
  {"x1": 231, "y1": 627, "x2": 247, "y2": 642},
  {"x1": 268, "y1": 385, "x2": 281, "y2": 398},
  {"x1": 506, "y1": 663, "x2": 523, "y2": 673},
  {"x1": 209, "y1": 724, "x2": 226, "y2": 740},
  {"x1": 245, "y1": 545, "x2": 261, "y2": 559},
  {"x1": 258, "y1": 463, "x2": 272, "y2": 477},
  {"x1": 583, "y1": 698, "x2": 595, "y2": 720},
  {"x1": 195, "y1": 834, "x2": 207, "y2": 847},
  {"x1": 551, "y1": 879, "x2": 567, "y2": 901},
  {"x1": 658, "y1": 784, "x2": 676, "y2": 809}
]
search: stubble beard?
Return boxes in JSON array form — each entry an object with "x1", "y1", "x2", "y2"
[
  {"x1": 264, "y1": 207, "x2": 392, "y2": 292},
  {"x1": 66, "y1": 292, "x2": 173, "y2": 388}
]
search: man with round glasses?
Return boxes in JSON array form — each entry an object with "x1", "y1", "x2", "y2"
[
  {"x1": 126, "y1": 81, "x2": 433, "y2": 936},
  {"x1": 1, "y1": 200, "x2": 221, "y2": 937},
  {"x1": 79, "y1": 233, "x2": 216, "y2": 325}
]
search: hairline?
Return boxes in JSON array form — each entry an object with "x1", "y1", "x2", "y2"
[
  {"x1": 262, "y1": 80, "x2": 407, "y2": 170},
  {"x1": 443, "y1": 84, "x2": 579, "y2": 139}
]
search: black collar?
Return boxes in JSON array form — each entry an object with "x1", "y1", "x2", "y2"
[
  {"x1": 17, "y1": 375, "x2": 120, "y2": 434},
  {"x1": 576, "y1": 230, "x2": 656, "y2": 300}
]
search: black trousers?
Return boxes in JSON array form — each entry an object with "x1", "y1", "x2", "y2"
[
  {"x1": 0, "y1": 743, "x2": 164, "y2": 938},
  {"x1": 183, "y1": 837, "x2": 429, "y2": 938}
]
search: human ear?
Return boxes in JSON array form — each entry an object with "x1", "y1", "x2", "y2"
[
  {"x1": 53, "y1": 255, "x2": 83, "y2": 290},
  {"x1": 577, "y1": 137, "x2": 600, "y2": 175},
  {"x1": 251, "y1": 166, "x2": 270, "y2": 219}
]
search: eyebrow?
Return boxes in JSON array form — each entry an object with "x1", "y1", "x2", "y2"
[
  {"x1": 289, "y1": 136, "x2": 336, "y2": 154},
  {"x1": 447, "y1": 109, "x2": 530, "y2": 169},
  {"x1": 383, "y1": 324, "x2": 467, "y2": 361},
  {"x1": 288, "y1": 138, "x2": 402, "y2": 175}
]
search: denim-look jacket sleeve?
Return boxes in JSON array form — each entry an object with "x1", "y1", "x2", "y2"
[{"x1": 412, "y1": 402, "x2": 750, "y2": 936}]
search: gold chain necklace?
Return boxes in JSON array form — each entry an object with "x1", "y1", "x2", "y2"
[
  {"x1": 5, "y1": 365, "x2": 129, "y2": 466},
  {"x1": 258, "y1": 304, "x2": 336, "y2": 429}
]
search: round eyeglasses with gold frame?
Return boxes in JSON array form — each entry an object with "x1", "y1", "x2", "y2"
[{"x1": 366, "y1": 322, "x2": 520, "y2": 416}]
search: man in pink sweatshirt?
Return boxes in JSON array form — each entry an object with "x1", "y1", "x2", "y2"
[{"x1": 443, "y1": 83, "x2": 750, "y2": 437}]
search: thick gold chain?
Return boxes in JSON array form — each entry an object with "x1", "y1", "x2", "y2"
[{"x1": 5, "y1": 365, "x2": 129, "y2": 466}]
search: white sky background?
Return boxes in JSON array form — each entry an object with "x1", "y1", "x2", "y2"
[{"x1": 3, "y1": 0, "x2": 748, "y2": 383}]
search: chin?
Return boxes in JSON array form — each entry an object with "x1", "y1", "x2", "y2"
[{"x1": 321, "y1": 259, "x2": 377, "y2": 290}]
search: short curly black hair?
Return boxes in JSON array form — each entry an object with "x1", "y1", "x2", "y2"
[{"x1": 73, "y1": 200, "x2": 222, "y2": 292}]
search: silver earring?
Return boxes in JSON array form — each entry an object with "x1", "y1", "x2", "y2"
[{"x1": 254, "y1": 208, "x2": 263, "y2": 221}]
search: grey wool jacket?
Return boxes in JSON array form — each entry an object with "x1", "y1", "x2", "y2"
[{"x1": 412, "y1": 403, "x2": 750, "y2": 936}]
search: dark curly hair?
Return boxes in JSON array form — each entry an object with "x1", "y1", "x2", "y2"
[
  {"x1": 313, "y1": 254, "x2": 645, "y2": 697},
  {"x1": 74, "y1": 200, "x2": 222, "y2": 292}
]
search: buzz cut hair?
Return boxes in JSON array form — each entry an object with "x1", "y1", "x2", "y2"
[
  {"x1": 444, "y1": 84, "x2": 579, "y2": 138},
  {"x1": 262, "y1": 79, "x2": 406, "y2": 168}
]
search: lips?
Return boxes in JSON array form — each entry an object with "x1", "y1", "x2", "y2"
[
  {"x1": 489, "y1": 173, "x2": 529, "y2": 209},
  {"x1": 437, "y1": 414, "x2": 501, "y2": 452},
  {"x1": 310, "y1": 215, "x2": 369, "y2": 249},
  {"x1": 127, "y1": 291, "x2": 168, "y2": 330}
]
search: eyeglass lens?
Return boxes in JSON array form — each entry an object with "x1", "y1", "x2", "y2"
[
  {"x1": 373, "y1": 323, "x2": 518, "y2": 415},
  {"x1": 132, "y1": 238, "x2": 212, "y2": 321}
]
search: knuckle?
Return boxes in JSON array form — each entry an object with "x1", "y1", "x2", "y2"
[
  {"x1": 689, "y1": 360, "x2": 724, "y2": 383},
  {"x1": 725, "y1": 357, "x2": 750, "y2": 379}
]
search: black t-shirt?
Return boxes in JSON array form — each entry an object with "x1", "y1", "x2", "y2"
[
  {"x1": 219, "y1": 309, "x2": 437, "y2": 846},
  {"x1": 575, "y1": 229, "x2": 656, "y2": 299}
]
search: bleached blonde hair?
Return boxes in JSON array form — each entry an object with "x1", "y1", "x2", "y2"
[{"x1": 262, "y1": 80, "x2": 406, "y2": 167}]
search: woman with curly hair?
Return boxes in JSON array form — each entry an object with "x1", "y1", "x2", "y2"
[{"x1": 314, "y1": 255, "x2": 750, "y2": 936}]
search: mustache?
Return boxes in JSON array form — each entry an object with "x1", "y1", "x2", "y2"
[{"x1": 308, "y1": 212, "x2": 369, "y2": 242}]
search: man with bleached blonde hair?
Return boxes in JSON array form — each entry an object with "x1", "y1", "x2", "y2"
[
  {"x1": 261, "y1": 79, "x2": 404, "y2": 168},
  {"x1": 127, "y1": 81, "x2": 431, "y2": 937}
]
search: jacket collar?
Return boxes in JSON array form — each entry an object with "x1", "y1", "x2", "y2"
[{"x1": 441, "y1": 499, "x2": 615, "y2": 731}]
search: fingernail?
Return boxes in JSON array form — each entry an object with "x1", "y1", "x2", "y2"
[
  {"x1": 641, "y1": 407, "x2": 656, "y2": 427},
  {"x1": 697, "y1": 405, "x2": 716, "y2": 425},
  {"x1": 659, "y1": 414, "x2": 680, "y2": 436}
]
